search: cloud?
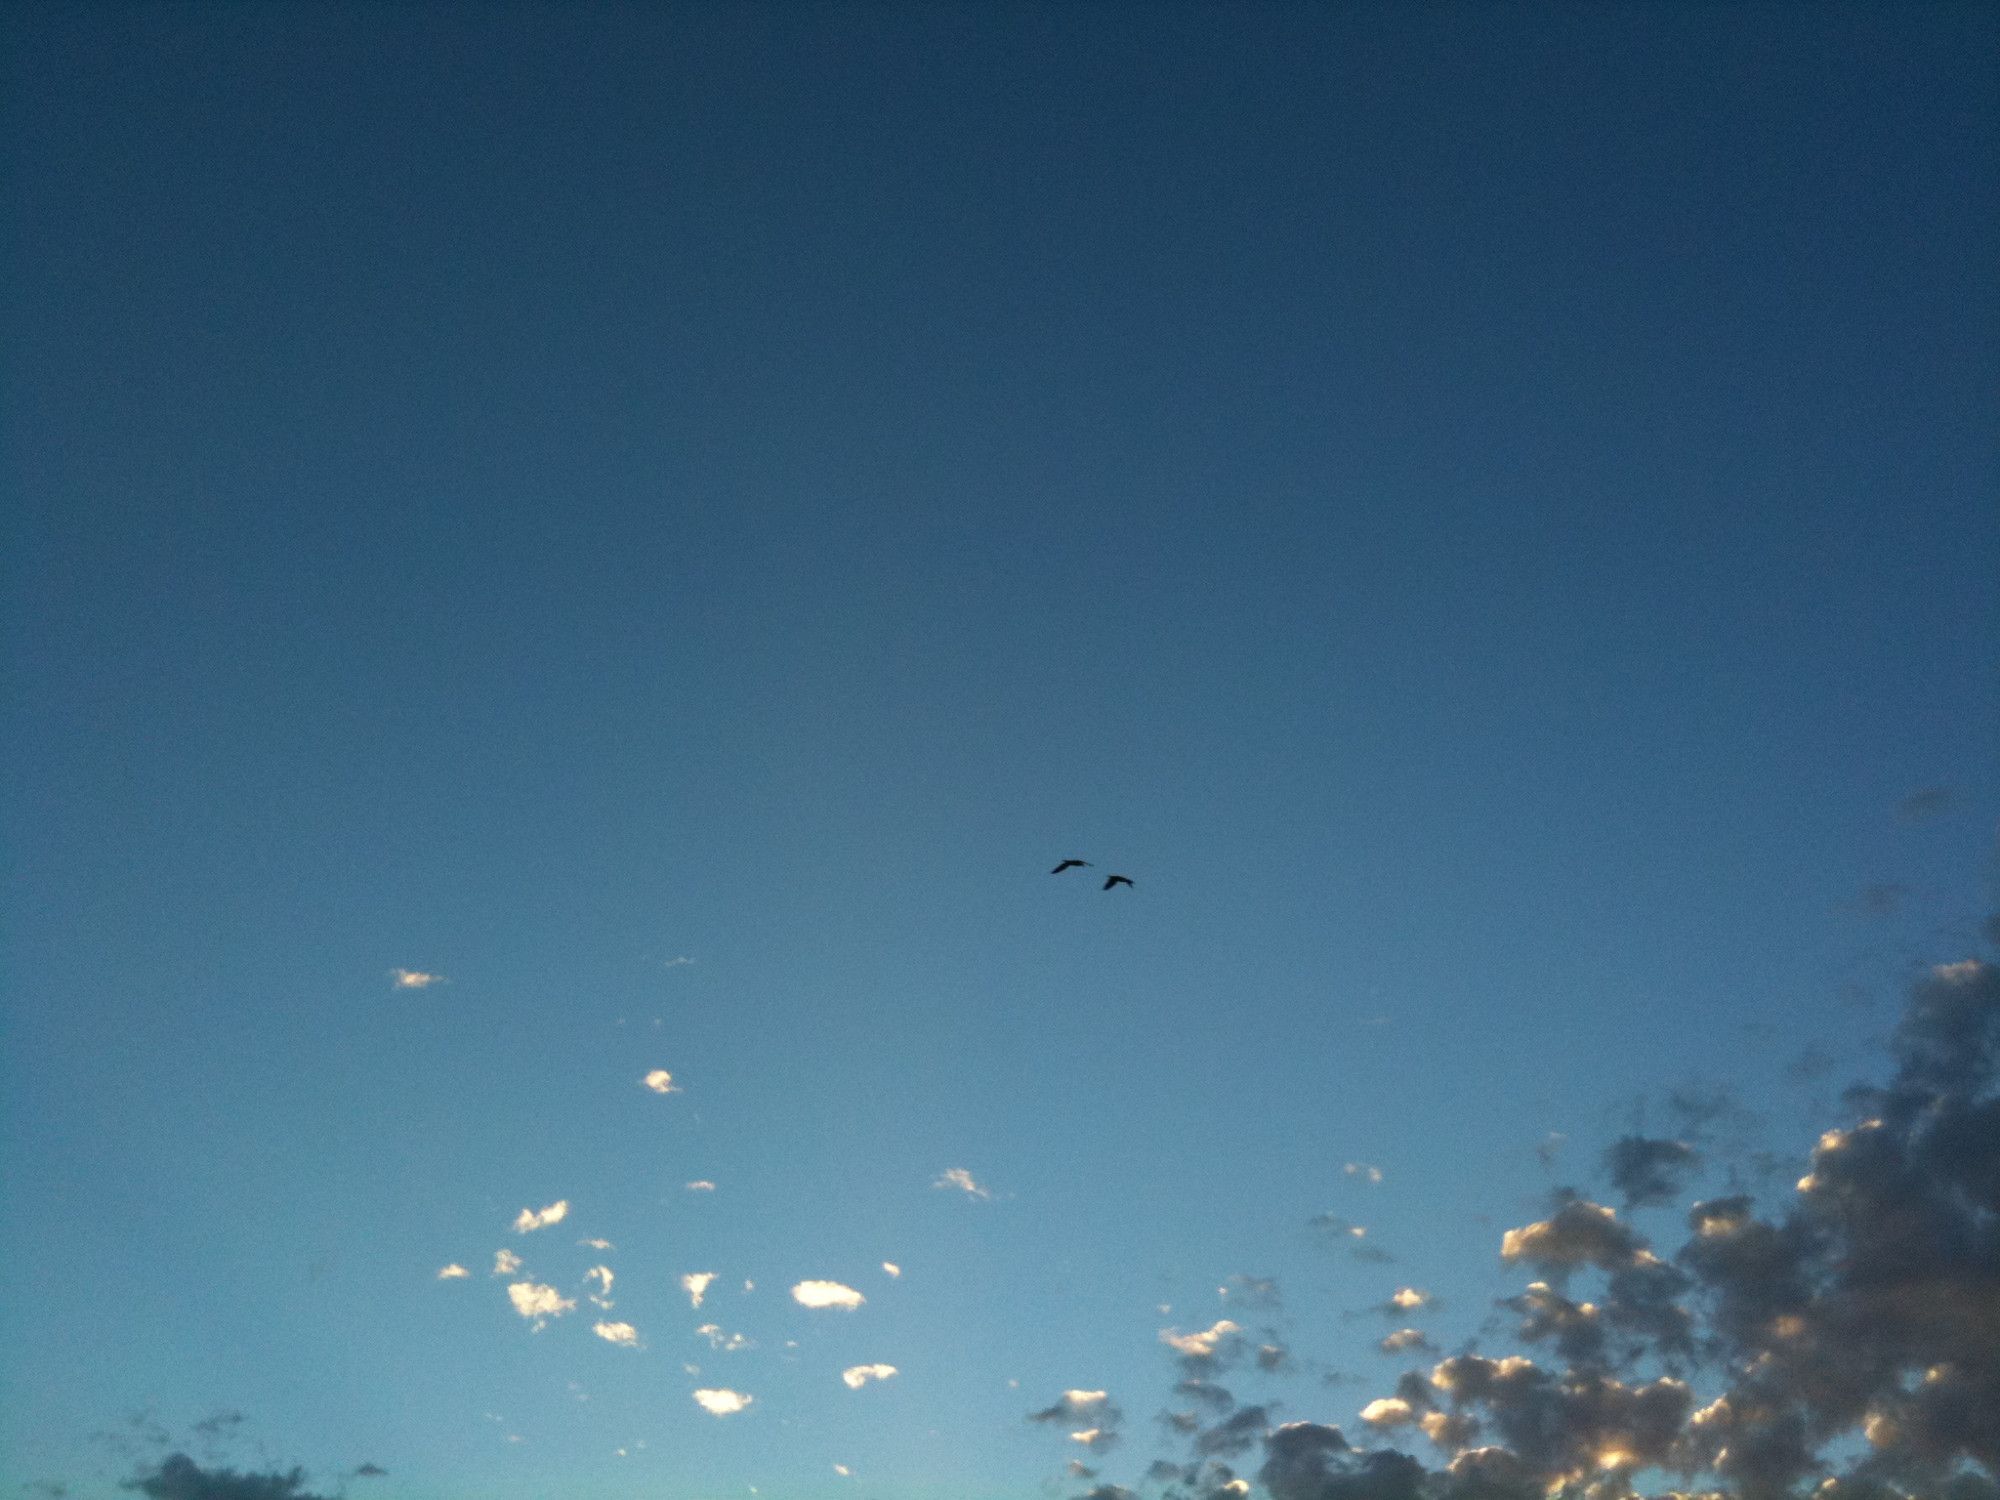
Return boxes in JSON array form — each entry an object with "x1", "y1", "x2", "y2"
[
  {"x1": 578, "y1": 1237, "x2": 614, "y2": 1250},
  {"x1": 1343, "y1": 1162, "x2": 1384, "y2": 1184},
  {"x1": 1387, "y1": 1287, "x2": 1429, "y2": 1311},
  {"x1": 685, "y1": 1180, "x2": 716, "y2": 1192},
  {"x1": 436, "y1": 1264, "x2": 469, "y2": 1280},
  {"x1": 841, "y1": 1363, "x2": 898, "y2": 1389},
  {"x1": 697, "y1": 1324, "x2": 753, "y2": 1352},
  {"x1": 584, "y1": 1265, "x2": 613, "y2": 1307},
  {"x1": 1161, "y1": 1320, "x2": 1244, "y2": 1367},
  {"x1": 933, "y1": 1167, "x2": 992, "y2": 1199},
  {"x1": 1603, "y1": 1135, "x2": 1702, "y2": 1208},
  {"x1": 390, "y1": 969, "x2": 444, "y2": 989},
  {"x1": 642, "y1": 1070, "x2": 679, "y2": 1094},
  {"x1": 491, "y1": 1250, "x2": 521, "y2": 1276},
  {"x1": 591, "y1": 1321, "x2": 639, "y2": 1347},
  {"x1": 792, "y1": 1279, "x2": 865, "y2": 1310},
  {"x1": 681, "y1": 1272, "x2": 716, "y2": 1308},
  {"x1": 1378, "y1": 1328, "x2": 1435, "y2": 1356},
  {"x1": 124, "y1": 1455, "x2": 339, "y2": 1500},
  {"x1": 1030, "y1": 1389, "x2": 1117, "y2": 1423},
  {"x1": 1069, "y1": 1427, "x2": 1120, "y2": 1451},
  {"x1": 1220, "y1": 1274, "x2": 1281, "y2": 1308},
  {"x1": 1898, "y1": 786, "x2": 1956, "y2": 820},
  {"x1": 506, "y1": 1282, "x2": 575, "y2": 1324},
  {"x1": 882, "y1": 1261, "x2": 901, "y2": 1277},
  {"x1": 513, "y1": 1200, "x2": 568, "y2": 1233},
  {"x1": 1357, "y1": 1398, "x2": 1416, "y2": 1430},
  {"x1": 691, "y1": 1389, "x2": 752, "y2": 1417},
  {"x1": 1499, "y1": 1199, "x2": 1646, "y2": 1274}
]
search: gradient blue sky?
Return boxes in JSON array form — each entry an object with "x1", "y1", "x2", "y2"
[{"x1": 4, "y1": 4, "x2": 1996, "y2": 1498}]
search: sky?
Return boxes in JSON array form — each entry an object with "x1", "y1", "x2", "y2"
[{"x1": 3, "y1": 4, "x2": 1996, "y2": 1499}]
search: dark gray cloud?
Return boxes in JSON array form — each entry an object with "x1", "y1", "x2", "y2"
[
  {"x1": 122, "y1": 1456, "x2": 335, "y2": 1500},
  {"x1": 1603, "y1": 1135, "x2": 1700, "y2": 1209}
]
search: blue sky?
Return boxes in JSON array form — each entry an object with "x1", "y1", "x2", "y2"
[{"x1": 3, "y1": 5, "x2": 1996, "y2": 1499}]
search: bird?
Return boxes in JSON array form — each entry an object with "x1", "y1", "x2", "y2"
[
  {"x1": 1050, "y1": 859, "x2": 1092, "y2": 874},
  {"x1": 1102, "y1": 875, "x2": 1133, "y2": 891}
]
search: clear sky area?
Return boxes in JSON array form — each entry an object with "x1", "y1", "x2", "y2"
[{"x1": 4, "y1": 5, "x2": 1996, "y2": 1499}]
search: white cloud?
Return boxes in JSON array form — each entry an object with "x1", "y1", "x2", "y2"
[
  {"x1": 578, "y1": 1237, "x2": 614, "y2": 1250},
  {"x1": 792, "y1": 1279, "x2": 866, "y2": 1310},
  {"x1": 933, "y1": 1167, "x2": 992, "y2": 1199},
  {"x1": 514, "y1": 1200, "x2": 569, "y2": 1233},
  {"x1": 1160, "y1": 1319, "x2": 1241, "y2": 1358},
  {"x1": 492, "y1": 1249, "x2": 522, "y2": 1276},
  {"x1": 682, "y1": 1272, "x2": 717, "y2": 1308},
  {"x1": 882, "y1": 1261, "x2": 901, "y2": 1278},
  {"x1": 841, "y1": 1363, "x2": 897, "y2": 1389},
  {"x1": 1069, "y1": 1428, "x2": 1115, "y2": 1449},
  {"x1": 391, "y1": 968, "x2": 445, "y2": 989},
  {"x1": 1061, "y1": 1389, "x2": 1110, "y2": 1408},
  {"x1": 1344, "y1": 1162, "x2": 1384, "y2": 1184},
  {"x1": 584, "y1": 1265, "x2": 614, "y2": 1307},
  {"x1": 507, "y1": 1281, "x2": 576, "y2": 1324},
  {"x1": 696, "y1": 1323, "x2": 753, "y2": 1352},
  {"x1": 1390, "y1": 1287, "x2": 1429, "y2": 1310},
  {"x1": 593, "y1": 1321, "x2": 640, "y2": 1347},
  {"x1": 437, "y1": 1263, "x2": 470, "y2": 1280},
  {"x1": 642, "y1": 1069, "x2": 680, "y2": 1094},
  {"x1": 685, "y1": 1180, "x2": 716, "y2": 1192},
  {"x1": 1360, "y1": 1398, "x2": 1416, "y2": 1428},
  {"x1": 833, "y1": 1464, "x2": 850, "y2": 1477},
  {"x1": 692, "y1": 1388, "x2": 753, "y2": 1417}
]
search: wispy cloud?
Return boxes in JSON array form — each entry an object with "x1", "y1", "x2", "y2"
[
  {"x1": 681, "y1": 1272, "x2": 717, "y2": 1308},
  {"x1": 506, "y1": 1282, "x2": 575, "y2": 1326},
  {"x1": 1343, "y1": 1162, "x2": 1384, "y2": 1184},
  {"x1": 577, "y1": 1237, "x2": 614, "y2": 1250},
  {"x1": 592, "y1": 1321, "x2": 640, "y2": 1348},
  {"x1": 436, "y1": 1264, "x2": 469, "y2": 1280},
  {"x1": 881, "y1": 1261, "x2": 901, "y2": 1277},
  {"x1": 932, "y1": 1167, "x2": 991, "y2": 1199},
  {"x1": 685, "y1": 1180, "x2": 716, "y2": 1192},
  {"x1": 390, "y1": 969, "x2": 446, "y2": 989},
  {"x1": 792, "y1": 1280, "x2": 865, "y2": 1310},
  {"x1": 691, "y1": 1389, "x2": 752, "y2": 1417},
  {"x1": 583, "y1": 1266, "x2": 614, "y2": 1307},
  {"x1": 696, "y1": 1324, "x2": 753, "y2": 1352},
  {"x1": 841, "y1": 1363, "x2": 898, "y2": 1389},
  {"x1": 512, "y1": 1200, "x2": 568, "y2": 1233}
]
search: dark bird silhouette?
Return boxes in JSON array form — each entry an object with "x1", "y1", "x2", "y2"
[
  {"x1": 1102, "y1": 875, "x2": 1133, "y2": 891},
  {"x1": 1050, "y1": 860, "x2": 1092, "y2": 875}
]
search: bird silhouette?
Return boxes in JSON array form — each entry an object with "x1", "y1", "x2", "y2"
[
  {"x1": 1050, "y1": 860, "x2": 1092, "y2": 874},
  {"x1": 1102, "y1": 875, "x2": 1133, "y2": 891}
]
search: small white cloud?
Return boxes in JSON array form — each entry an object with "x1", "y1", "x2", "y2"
[
  {"x1": 1360, "y1": 1398, "x2": 1416, "y2": 1429},
  {"x1": 492, "y1": 1249, "x2": 522, "y2": 1276},
  {"x1": 1160, "y1": 1320, "x2": 1241, "y2": 1358},
  {"x1": 593, "y1": 1321, "x2": 640, "y2": 1347},
  {"x1": 933, "y1": 1167, "x2": 991, "y2": 1199},
  {"x1": 507, "y1": 1281, "x2": 576, "y2": 1324},
  {"x1": 1390, "y1": 1287, "x2": 1429, "y2": 1310},
  {"x1": 833, "y1": 1464, "x2": 850, "y2": 1477},
  {"x1": 682, "y1": 1272, "x2": 717, "y2": 1308},
  {"x1": 578, "y1": 1237, "x2": 614, "y2": 1250},
  {"x1": 643, "y1": 1069, "x2": 680, "y2": 1094},
  {"x1": 1344, "y1": 1162, "x2": 1384, "y2": 1184},
  {"x1": 696, "y1": 1323, "x2": 753, "y2": 1352},
  {"x1": 882, "y1": 1261, "x2": 901, "y2": 1278},
  {"x1": 584, "y1": 1265, "x2": 614, "y2": 1307},
  {"x1": 692, "y1": 1388, "x2": 753, "y2": 1417},
  {"x1": 742, "y1": 1279, "x2": 755, "y2": 1293},
  {"x1": 1069, "y1": 1428, "x2": 1116, "y2": 1449},
  {"x1": 1061, "y1": 1389, "x2": 1110, "y2": 1408},
  {"x1": 514, "y1": 1200, "x2": 569, "y2": 1233},
  {"x1": 391, "y1": 968, "x2": 445, "y2": 989},
  {"x1": 437, "y1": 1263, "x2": 470, "y2": 1280},
  {"x1": 685, "y1": 1180, "x2": 716, "y2": 1192},
  {"x1": 792, "y1": 1279, "x2": 865, "y2": 1310},
  {"x1": 841, "y1": 1363, "x2": 897, "y2": 1389}
]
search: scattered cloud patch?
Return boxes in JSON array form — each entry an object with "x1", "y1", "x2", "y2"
[
  {"x1": 792, "y1": 1279, "x2": 865, "y2": 1310},
  {"x1": 506, "y1": 1281, "x2": 575, "y2": 1325},
  {"x1": 390, "y1": 969, "x2": 445, "y2": 989},
  {"x1": 592, "y1": 1321, "x2": 640, "y2": 1347},
  {"x1": 1343, "y1": 1162, "x2": 1384, "y2": 1184},
  {"x1": 584, "y1": 1265, "x2": 614, "y2": 1307},
  {"x1": 696, "y1": 1324, "x2": 753, "y2": 1352},
  {"x1": 513, "y1": 1200, "x2": 568, "y2": 1233},
  {"x1": 578, "y1": 1237, "x2": 614, "y2": 1250},
  {"x1": 685, "y1": 1180, "x2": 715, "y2": 1192},
  {"x1": 691, "y1": 1389, "x2": 752, "y2": 1417},
  {"x1": 933, "y1": 1167, "x2": 991, "y2": 1199},
  {"x1": 882, "y1": 1261, "x2": 901, "y2": 1277},
  {"x1": 1161, "y1": 1320, "x2": 1243, "y2": 1362},
  {"x1": 841, "y1": 1363, "x2": 898, "y2": 1389},
  {"x1": 436, "y1": 1264, "x2": 469, "y2": 1280},
  {"x1": 642, "y1": 1070, "x2": 679, "y2": 1095},
  {"x1": 491, "y1": 1250, "x2": 521, "y2": 1276},
  {"x1": 681, "y1": 1272, "x2": 716, "y2": 1308}
]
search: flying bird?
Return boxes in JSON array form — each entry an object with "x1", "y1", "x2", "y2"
[
  {"x1": 1102, "y1": 875, "x2": 1133, "y2": 891},
  {"x1": 1050, "y1": 860, "x2": 1092, "y2": 874}
]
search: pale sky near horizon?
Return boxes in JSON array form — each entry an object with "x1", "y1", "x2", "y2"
[{"x1": 4, "y1": 5, "x2": 1996, "y2": 1499}]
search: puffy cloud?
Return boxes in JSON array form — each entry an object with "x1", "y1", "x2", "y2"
[
  {"x1": 681, "y1": 1272, "x2": 716, "y2": 1308},
  {"x1": 1499, "y1": 1199, "x2": 1647, "y2": 1275},
  {"x1": 506, "y1": 1281, "x2": 575, "y2": 1324},
  {"x1": 1070, "y1": 1427, "x2": 1120, "y2": 1452},
  {"x1": 124, "y1": 1455, "x2": 340, "y2": 1500},
  {"x1": 1379, "y1": 1329, "x2": 1435, "y2": 1356},
  {"x1": 1162, "y1": 1320, "x2": 1244, "y2": 1363},
  {"x1": 513, "y1": 1200, "x2": 568, "y2": 1233},
  {"x1": 436, "y1": 1264, "x2": 469, "y2": 1280},
  {"x1": 792, "y1": 1279, "x2": 866, "y2": 1310},
  {"x1": 491, "y1": 1249, "x2": 521, "y2": 1276},
  {"x1": 691, "y1": 1388, "x2": 752, "y2": 1416},
  {"x1": 592, "y1": 1321, "x2": 639, "y2": 1347},
  {"x1": 933, "y1": 1167, "x2": 992, "y2": 1199},
  {"x1": 1388, "y1": 1287, "x2": 1429, "y2": 1311},
  {"x1": 1030, "y1": 1389, "x2": 1117, "y2": 1422},
  {"x1": 841, "y1": 1363, "x2": 897, "y2": 1389},
  {"x1": 1603, "y1": 1135, "x2": 1701, "y2": 1209},
  {"x1": 1358, "y1": 1398, "x2": 1417, "y2": 1430},
  {"x1": 882, "y1": 1261, "x2": 901, "y2": 1277},
  {"x1": 642, "y1": 1070, "x2": 679, "y2": 1094},
  {"x1": 390, "y1": 969, "x2": 444, "y2": 989}
]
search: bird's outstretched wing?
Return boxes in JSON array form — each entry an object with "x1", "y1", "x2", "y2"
[
  {"x1": 1051, "y1": 859, "x2": 1091, "y2": 874},
  {"x1": 1102, "y1": 875, "x2": 1133, "y2": 890}
]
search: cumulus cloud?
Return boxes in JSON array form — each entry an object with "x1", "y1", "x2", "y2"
[
  {"x1": 792, "y1": 1279, "x2": 865, "y2": 1310},
  {"x1": 642, "y1": 1070, "x2": 679, "y2": 1094},
  {"x1": 1161, "y1": 1320, "x2": 1244, "y2": 1364},
  {"x1": 933, "y1": 1167, "x2": 992, "y2": 1199},
  {"x1": 842, "y1": 1363, "x2": 898, "y2": 1389},
  {"x1": 390, "y1": 969, "x2": 444, "y2": 989},
  {"x1": 513, "y1": 1200, "x2": 568, "y2": 1233},
  {"x1": 506, "y1": 1281, "x2": 575, "y2": 1325},
  {"x1": 491, "y1": 1249, "x2": 521, "y2": 1276},
  {"x1": 591, "y1": 1321, "x2": 639, "y2": 1347},
  {"x1": 124, "y1": 1455, "x2": 340, "y2": 1500},
  {"x1": 436, "y1": 1264, "x2": 469, "y2": 1280},
  {"x1": 1603, "y1": 1134, "x2": 1702, "y2": 1208},
  {"x1": 681, "y1": 1273, "x2": 716, "y2": 1307},
  {"x1": 1378, "y1": 1328, "x2": 1435, "y2": 1356},
  {"x1": 1500, "y1": 1199, "x2": 1646, "y2": 1274},
  {"x1": 691, "y1": 1388, "x2": 752, "y2": 1417}
]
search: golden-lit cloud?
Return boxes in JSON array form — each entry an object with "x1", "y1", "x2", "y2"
[
  {"x1": 513, "y1": 1200, "x2": 568, "y2": 1233},
  {"x1": 1390, "y1": 1286, "x2": 1430, "y2": 1310},
  {"x1": 841, "y1": 1363, "x2": 897, "y2": 1389},
  {"x1": 390, "y1": 969, "x2": 445, "y2": 989},
  {"x1": 692, "y1": 1388, "x2": 752, "y2": 1416},
  {"x1": 506, "y1": 1281, "x2": 575, "y2": 1324},
  {"x1": 436, "y1": 1263, "x2": 469, "y2": 1280},
  {"x1": 1160, "y1": 1320, "x2": 1240, "y2": 1358},
  {"x1": 1360, "y1": 1397, "x2": 1417, "y2": 1429},
  {"x1": 681, "y1": 1272, "x2": 717, "y2": 1308},
  {"x1": 933, "y1": 1167, "x2": 992, "y2": 1199},
  {"x1": 592, "y1": 1321, "x2": 640, "y2": 1347},
  {"x1": 792, "y1": 1279, "x2": 865, "y2": 1310},
  {"x1": 642, "y1": 1069, "x2": 679, "y2": 1094}
]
